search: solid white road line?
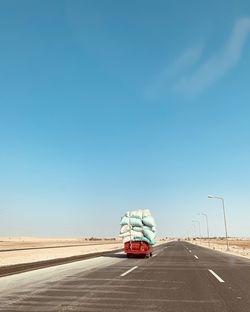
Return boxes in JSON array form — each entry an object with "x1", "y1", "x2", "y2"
[
  {"x1": 208, "y1": 269, "x2": 225, "y2": 283},
  {"x1": 120, "y1": 266, "x2": 138, "y2": 277},
  {"x1": 194, "y1": 255, "x2": 199, "y2": 259}
]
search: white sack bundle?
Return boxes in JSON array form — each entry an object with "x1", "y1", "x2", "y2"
[
  {"x1": 120, "y1": 224, "x2": 131, "y2": 234},
  {"x1": 119, "y1": 230, "x2": 143, "y2": 238},
  {"x1": 126, "y1": 209, "x2": 143, "y2": 219}
]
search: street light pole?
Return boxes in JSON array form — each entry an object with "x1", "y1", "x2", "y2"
[
  {"x1": 208, "y1": 195, "x2": 229, "y2": 251},
  {"x1": 192, "y1": 223, "x2": 197, "y2": 239},
  {"x1": 191, "y1": 223, "x2": 197, "y2": 244},
  {"x1": 192, "y1": 220, "x2": 201, "y2": 240},
  {"x1": 202, "y1": 213, "x2": 210, "y2": 247}
]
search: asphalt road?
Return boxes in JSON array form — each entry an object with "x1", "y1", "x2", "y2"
[{"x1": 1, "y1": 240, "x2": 250, "y2": 312}]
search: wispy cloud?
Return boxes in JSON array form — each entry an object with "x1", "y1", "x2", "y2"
[
  {"x1": 161, "y1": 44, "x2": 204, "y2": 81},
  {"x1": 176, "y1": 17, "x2": 250, "y2": 95},
  {"x1": 145, "y1": 44, "x2": 204, "y2": 99},
  {"x1": 147, "y1": 17, "x2": 250, "y2": 98}
]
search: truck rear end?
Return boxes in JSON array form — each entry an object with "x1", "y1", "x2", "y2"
[{"x1": 124, "y1": 241, "x2": 153, "y2": 258}]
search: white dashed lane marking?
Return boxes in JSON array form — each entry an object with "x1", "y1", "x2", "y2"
[
  {"x1": 208, "y1": 269, "x2": 225, "y2": 283},
  {"x1": 120, "y1": 266, "x2": 138, "y2": 277}
]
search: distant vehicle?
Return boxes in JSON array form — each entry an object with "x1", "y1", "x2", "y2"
[
  {"x1": 124, "y1": 241, "x2": 153, "y2": 258},
  {"x1": 119, "y1": 209, "x2": 156, "y2": 258}
]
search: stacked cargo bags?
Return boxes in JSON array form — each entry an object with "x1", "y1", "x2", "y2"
[{"x1": 119, "y1": 209, "x2": 156, "y2": 245}]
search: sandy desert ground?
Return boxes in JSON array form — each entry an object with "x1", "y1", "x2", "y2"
[
  {"x1": 0, "y1": 237, "x2": 168, "y2": 267},
  {"x1": 3, "y1": 237, "x2": 247, "y2": 268},
  {"x1": 192, "y1": 238, "x2": 250, "y2": 259},
  {"x1": 0, "y1": 237, "x2": 120, "y2": 251},
  {"x1": 0, "y1": 237, "x2": 123, "y2": 267}
]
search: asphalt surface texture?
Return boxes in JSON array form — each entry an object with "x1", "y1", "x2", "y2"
[{"x1": 1, "y1": 240, "x2": 250, "y2": 312}]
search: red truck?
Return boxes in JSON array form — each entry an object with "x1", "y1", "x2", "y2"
[{"x1": 124, "y1": 241, "x2": 153, "y2": 258}]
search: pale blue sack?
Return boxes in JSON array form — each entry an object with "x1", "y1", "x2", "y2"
[{"x1": 142, "y1": 216, "x2": 156, "y2": 227}]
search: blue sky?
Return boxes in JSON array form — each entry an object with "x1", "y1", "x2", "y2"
[{"x1": 1, "y1": 0, "x2": 250, "y2": 238}]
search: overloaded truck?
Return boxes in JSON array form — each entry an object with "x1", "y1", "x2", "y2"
[{"x1": 119, "y1": 209, "x2": 156, "y2": 258}]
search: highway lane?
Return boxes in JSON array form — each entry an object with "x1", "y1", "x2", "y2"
[
  {"x1": 0, "y1": 241, "x2": 250, "y2": 311},
  {"x1": 182, "y1": 242, "x2": 250, "y2": 311}
]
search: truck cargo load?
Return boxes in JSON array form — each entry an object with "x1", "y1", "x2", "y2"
[{"x1": 119, "y1": 208, "x2": 156, "y2": 257}]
